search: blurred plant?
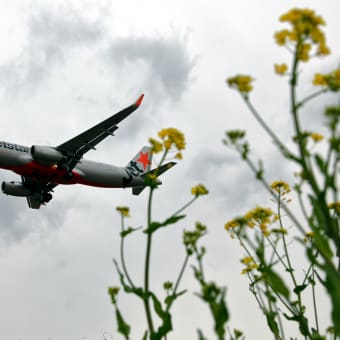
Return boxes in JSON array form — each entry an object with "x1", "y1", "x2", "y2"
[
  {"x1": 225, "y1": 7, "x2": 339, "y2": 339},
  {"x1": 183, "y1": 222, "x2": 231, "y2": 340},
  {"x1": 109, "y1": 128, "x2": 225, "y2": 339}
]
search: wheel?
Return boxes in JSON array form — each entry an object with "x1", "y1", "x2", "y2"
[{"x1": 42, "y1": 192, "x2": 53, "y2": 203}]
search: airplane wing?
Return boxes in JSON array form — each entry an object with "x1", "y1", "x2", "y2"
[
  {"x1": 22, "y1": 95, "x2": 144, "y2": 209},
  {"x1": 56, "y1": 94, "x2": 144, "y2": 171}
]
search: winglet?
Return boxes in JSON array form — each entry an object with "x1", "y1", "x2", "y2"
[{"x1": 135, "y1": 94, "x2": 144, "y2": 107}]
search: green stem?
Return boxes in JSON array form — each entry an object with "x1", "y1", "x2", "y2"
[
  {"x1": 166, "y1": 254, "x2": 189, "y2": 312},
  {"x1": 120, "y1": 215, "x2": 135, "y2": 288},
  {"x1": 311, "y1": 266, "x2": 320, "y2": 332},
  {"x1": 243, "y1": 96, "x2": 298, "y2": 162},
  {"x1": 296, "y1": 88, "x2": 328, "y2": 109},
  {"x1": 144, "y1": 187, "x2": 155, "y2": 334},
  {"x1": 170, "y1": 197, "x2": 197, "y2": 218}
]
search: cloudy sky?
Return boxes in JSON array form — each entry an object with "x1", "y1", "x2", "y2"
[{"x1": 0, "y1": 0, "x2": 339, "y2": 339}]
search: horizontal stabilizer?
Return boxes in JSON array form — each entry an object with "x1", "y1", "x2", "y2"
[{"x1": 132, "y1": 162, "x2": 176, "y2": 196}]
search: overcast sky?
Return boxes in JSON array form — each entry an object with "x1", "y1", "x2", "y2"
[{"x1": 0, "y1": 1, "x2": 340, "y2": 339}]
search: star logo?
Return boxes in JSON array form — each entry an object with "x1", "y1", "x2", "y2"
[{"x1": 137, "y1": 151, "x2": 151, "y2": 171}]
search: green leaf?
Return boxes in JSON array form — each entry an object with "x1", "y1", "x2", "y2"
[
  {"x1": 293, "y1": 284, "x2": 308, "y2": 295},
  {"x1": 142, "y1": 331, "x2": 148, "y2": 340},
  {"x1": 311, "y1": 230, "x2": 333, "y2": 262},
  {"x1": 264, "y1": 268, "x2": 290, "y2": 299},
  {"x1": 195, "y1": 281, "x2": 229, "y2": 339},
  {"x1": 197, "y1": 329, "x2": 208, "y2": 340},
  {"x1": 164, "y1": 289, "x2": 187, "y2": 308},
  {"x1": 113, "y1": 260, "x2": 145, "y2": 299},
  {"x1": 115, "y1": 308, "x2": 130, "y2": 340},
  {"x1": 144, "y1": 215, "x2": 186, "y2": 234},
  {"x1": 149, "y1": 292, "x2": 173, "y2": 339},
  {"x1": 266, "y1": 311, "x2": 280, "y2": 337},
  {"x1": 324, "y1": 265, "x2": 340, "y2": 336},
  {"x1": 314, "y1": 153, "x2": 327, "y2": 173},
  {"x1": 120, "y1": 226, "x2": 142, "y2": 238}
]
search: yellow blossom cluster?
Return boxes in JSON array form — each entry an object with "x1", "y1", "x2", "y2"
[
  {"x1": 150, "y1": 128, "x2": 185, "y2": 160},
  {"x1": 244, "y1": 206, "x2": 275, "y2": 236},
  {"x1": 270, "y1": 180, "x2": 291, "y2": 196},
  {"x1": 225, "y1": 207, "x2": 276, "y2": 236},
  {"x1": 313, "y1": 69, "x2": 340, "y2": 92},
  {"x1": 274, "y1": 8, "x2": 330, "y2": 62},
  {"x1": 240, "y1": 256, "x2": 259, "y2": 275},
  {"x1": 328, "y1": 201, "x2": 340, "y2": 214},
  {"x1": 183, "y1": 222, "x2": 207, "y2": 255},
  {"x1": 274, "y1": 63, "x2": 288, "y2": 75},
  {"x1": 191, "y1": 184, "x2": 209, "y2": 197},
  {"x1": 303, "y1": 231, "x2": 314, "y2": 243},
  {"x1": 224, "y1": 217, "x2": 247, "y2": 231},
  {"x1": 310, "y1": 132, "x2": 324, "y2": 143},
  {"x1": 227, "y1": 75, "x2": 254, "y2": 93},
  {"x1": 116, "y1": 206, "x2": 130, "y2": 217}
]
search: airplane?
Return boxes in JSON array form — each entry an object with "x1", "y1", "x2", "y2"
[{"x1": 0, "y1": 94, "x2": 175, "y2": 209}]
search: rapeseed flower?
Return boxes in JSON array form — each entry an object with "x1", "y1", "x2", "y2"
[
  {"x1": 149, "y1": 137, "x2": 163, "y2": 154},
  {"x1": 240, "y1": 256, "x2": 259, "y2": 275},
  {"x1": 244, "y1": 206, "x2": 274, "y2": 236},
  {"x1": 313, "y1": 69, "x2": 340, "y2": 91},
  {"x1": 158, "y1": 128, "x2": 185, "y2": 151},
  {"x1": 116, "y1": 206, "x2": 130, "y2": 217},
  {"x1": 310, "y1": 132, "x2": 324, "y2": 143},
  {"x1": 275, "y1": 8, "x2": 330, "y2": 61},
  {"x1": 227, "y1": 75, "x2": 254, "y2": 93},
  {"x1": 328, "y1": 201, "x2": 340, "y2": 214},
  {"x1": 271, "y1": 180, "x2": 291, "y2": 196},
  {"x1": 191, "y1": 184, "x2": 209, "y2": 197},
  {"x1": 274, "y1": 63, "x2": 288, "y2": 75}
]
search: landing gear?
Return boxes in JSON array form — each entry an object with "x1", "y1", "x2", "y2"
[{"x1": 42, "y1": 192, "x2": 53, "y2": 203}]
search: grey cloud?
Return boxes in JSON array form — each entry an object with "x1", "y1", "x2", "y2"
[
  {"x1": 0, "y1": 183, "x2": 74, "y2": 245},
  {"x1": 0, "y1": 2, "x2": 107, "y2": 96},
  {"x1": 186, "y1": 145, "x2": 294, "y2": 216},
  {"x1": 106, "y1": 34, "x2": 195, "y2": 102}
]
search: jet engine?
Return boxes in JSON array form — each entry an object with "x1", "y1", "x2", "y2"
[
  {"x1": 1, "y1": 181, "x2": 32, "y2": 197},
  {"x1": 31, "y1": 145, "x2": 65, "y2": 165}
]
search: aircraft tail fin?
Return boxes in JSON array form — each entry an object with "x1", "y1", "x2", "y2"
[
  {"x1": 132, "y1": 162, "x2": 176, "y2": 196},
  {"x1": 126, "y1": 146, "x2": 152, "y2": 174}
]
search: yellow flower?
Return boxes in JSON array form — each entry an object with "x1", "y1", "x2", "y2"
[
  {"x1": 303, "y1": 231, "x2": 314, "y2": 243},
  {"x1": 158, "y1": 128, "x2": 186, "y2": 151},
  {"x1": 275, "y1": 8, "x2": 330, "y2": 60},
  {"x1": 298, "y1": 43, "x2": 311, "y2": 62},
  {"x1": 310, "y1": 132, "x2": 324, "y2": 143},
  {"x1": 174, "y1": 152, "x2": 183, "y2": 160},
  {"x1": 149, "y1": 137, "x2": 163, "y2": 153},
  {"x1": 317, "y1": 42, "x2": 330, "y2": 56},
  {"x1": 328, "y1": 202, "x2": 340, "y2": 213},
  {"x1": 244, "y1": 206, "x2": 274, "y2": 235},
  {"x1": 313, "y1": 73, "x2": 327, "y2": 86},
  {"x1": 240, "y1": 257, "x2": 259, "y2": 274},
  {"x1": 116, "y1": 206, "x2": 130, "y2": 217},
  {"x1": 241, "y1": 256, "x2": 253, "y2": 264},
  {"x1": 274, "y1": 29, "x2": 290, "y2": 45},
  {"x1": 224, "y1": 217, "x2": 248, "y2": 231},
  {"x1": 274, "y1": 63, "x2": 288, "y2": 75},
  {"x1": 191, "y1": 184, "x2": 209, "y2": 197},
  {"x1": 313, "y1": 68, "x2": 340, "y2": 91},
  {"x1": 227, "y1": 74, "x2": 254, "y2": 93},
  {"x1": 271, "y1": 180, "x2": 291, "y2": 195}
]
